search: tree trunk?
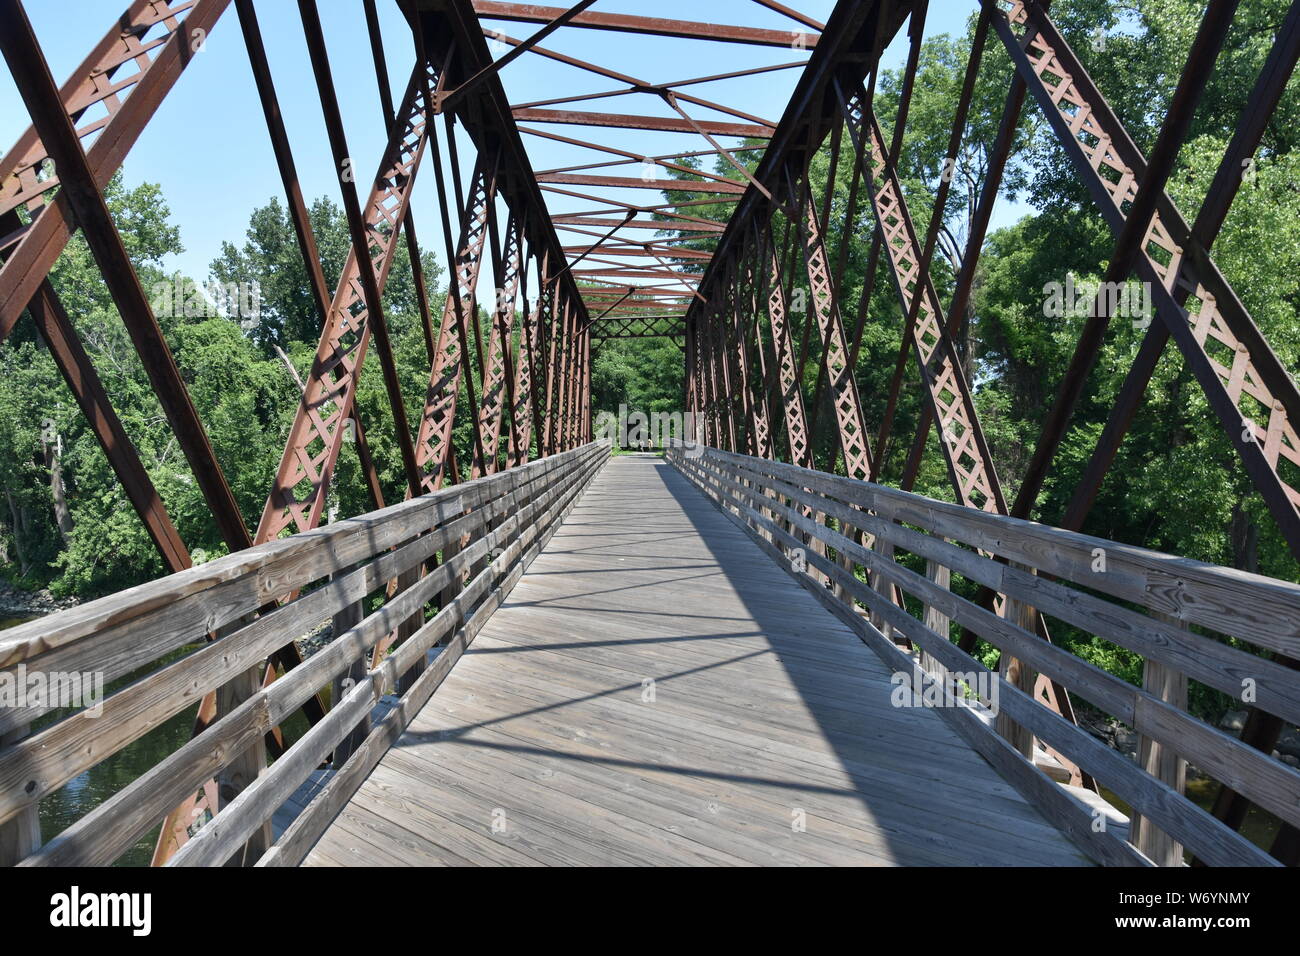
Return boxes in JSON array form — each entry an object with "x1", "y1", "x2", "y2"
[
  {"x1": 4, "y1": 490, "x2": 30, "y2": 576},
  {"x1": 42, "y1": 438, "x2": 74, "y2": 546},
  {"x1": 1229, "y1": 501, "x2": 1258, "y2": 574}
]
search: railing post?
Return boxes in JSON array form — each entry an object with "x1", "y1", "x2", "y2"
[
  {"x1": 867, "y1": 535, "x2": 895, "y2": 642},
  {"x1": 920, "y1": 553, "x2": 951, "y2": 678},
  {"x1": 214, "y1": 640, "x2": 270, "y2": 866},
  {"x1": 0, "y1": 724, "x2": 40, "y2": 864},
  {"x1": 1132, "y1": 619, "x2": 1189, "y2": 865},
  {"x1": 392, "y1": 564, "x2": 427, "y2": 696},
  {"x1": 996, "y1": 564, "x2": 1037, "y2": 759},
  {"x1": 332, "y1": 567, "x2": 371, "y2": 766}
]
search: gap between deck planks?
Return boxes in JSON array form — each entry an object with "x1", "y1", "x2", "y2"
[{"x1": 301, "y1": 454, "x2": 1091, "y2": 866}]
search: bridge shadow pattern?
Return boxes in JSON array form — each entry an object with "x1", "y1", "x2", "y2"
[{"x1": 302, "y1": 454, "x2": 1090, "y2": 866}]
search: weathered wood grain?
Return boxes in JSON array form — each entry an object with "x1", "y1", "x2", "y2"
[
  {"x1": 672, "y1": 446, "x2": 1286, "y2": 867},
  {"x1": 302, "y1": 454, "x2": 1089, "y2": 867}
]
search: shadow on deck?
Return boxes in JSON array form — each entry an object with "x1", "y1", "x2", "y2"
[{"x1": 301, "y1": 454, "x2": 1090, "y2": 866}]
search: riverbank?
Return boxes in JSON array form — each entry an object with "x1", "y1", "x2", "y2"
[{"x1": 0, "y1": 578, "x2": 78, "y2": 620}]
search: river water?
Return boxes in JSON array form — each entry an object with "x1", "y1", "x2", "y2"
[{"x1": 3, "y1": 615, "x2": 199, "y2": 866}]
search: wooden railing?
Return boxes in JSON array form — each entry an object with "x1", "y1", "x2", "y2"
[
  {"x1": 668, "y1": 442, "x2": 1300, "y2": 867},
  {"x1": 0, "y1": 440, "x2": 609, "y2": 867}
]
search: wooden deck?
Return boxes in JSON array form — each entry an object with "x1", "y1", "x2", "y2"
[{"x1": 302, "y1": 453, "x2": 1089, "y2": 866}]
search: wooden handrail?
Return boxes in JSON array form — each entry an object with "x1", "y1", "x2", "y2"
[
  {"x1": 668, "y1": 442, "x2": 1299, "y2": 867},
  {"x1": 0, "y1": 440, "x2": 609, "y2": 866}
]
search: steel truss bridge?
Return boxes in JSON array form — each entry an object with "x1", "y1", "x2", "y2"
[{"x1": 0, "y1": 0, "x2": 1298, "y2": 867}]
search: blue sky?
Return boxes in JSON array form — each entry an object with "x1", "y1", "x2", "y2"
[{"x1": 0, "y1": 0, "x2": 1020, "y2": 293}]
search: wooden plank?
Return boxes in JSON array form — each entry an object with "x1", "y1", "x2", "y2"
[
  {"x1": 699, "y1": 446, "x2": 1300, "y2": 657},
  {"x1": 682, "y1": 449, "x2": 1300, "y2": 836},
  {"x1": 303, "y1": 454, "x2": 1088, "y2": 867},
  {"x1": 170, "y1": 450, "x2": 610, "y2": 866},
  {"x1": 671, "y1": 448, "x2": 1280, "y2": 866},
  {"x1": 261, "y1": 448, "x2": 607, "y2": 866},
  {"x1": 1132, "y1": 622, "x2": 1189, "y2": 867}
]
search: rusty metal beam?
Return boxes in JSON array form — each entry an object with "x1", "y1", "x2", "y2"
[
  {"x1": 0, "y1": 0, "x2": 253, "y2": 553},
  {"x1": 513, "y1": 107, "x2": 772, "y2": 139},
  {"x1": 299, "y1": 0, "x2": 422, "y2": 499},
  {"x1": 555, "y1": 215, "x2": 724, "y2": 233},
  {"x1": 256, "y1": 60, "x2": 433, "y2": 540},
  {"x1": 1009, "y1": 0, "x2": 1240, "y2": 522},
  {"x1": 20, "y1": 266, "x2": 191, "y2": 573},
  {"x1": 442, "y1": 0, "x2": 597, "y2": 112},
  {"x1": 0, "y1": 0, "x2": 231, "y2": 342},
  {"x1": 1062, "y1": 0, "x2": 1300, "y2": 533},
  {"x1": 415, "y1": 152, "x2": 499, "y2": 491},
  {"x1": 473, "y1": 1, "x2": 819, "y2": 48},
  {"x1": 474, "y1": 208, "x2": 525, "y2": 476},
  {"x1": 842, "y1": 90, "x2": 1005, "y2": 512},
  {"x1": 990, "y1": 0, "x2": 1300, "y2": 560},
  {"x1": 537, "y1": 172, "x2": 747, "y2": 194}
]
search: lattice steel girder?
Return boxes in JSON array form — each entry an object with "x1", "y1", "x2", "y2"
[
  {"x1": 588, "y1": 315, "x2": 685, "y2": 339},
  {"x1": 0, "y1": 0, "x2": 230, "y2": 341},
  {"x1": 762, "y1": 220, "x2": 813, "y2": 469},
  {"x1": 795, "y1": 174, "x2": 874, "y2": 481},
  {"x1": 415, "y1": 0, "x2": 592, "y2": 338},
  {"x1": 475, "y1": 209, "x2": 525, "y2": 477},
  {"x1": 257, "y1": 61, "x2": 434, "y2": 539},
  {"x1": 1063, "y1": 1, "x2": 1300, "y2": 531},
  {"x1": 842, "y1": 90, "x2": 1006, "y2": 513},
  {"x1": 1009, "y1": 0, "x2": 1236, "y2": 522},
  {"x1": 685, "y1": 0, "x2": 909, "y2": 321},
  {"x1": 510, "y1": 248, "x2": 548, "y2": 466},
  {"x1": 722, "y1": 258, "x2": 755, "y2": 454},
  {"x1": 415, "y1": 151, "x2": 499, "y2": 492},
  {"x1": 989, "y1": 0, "x2": 1300, "y2": 559},
  {"x1": 696, "y1": 299, "x2": 720, "y2": 446},
  {"x1": 542, "y1": 283, "x2": 561, "y2": 455},
  {"x1": 301, "y1": 0, "x2": 424, "y2": 500},
  {"x1": 559, "y1": 297, "x2": 576, "y2": 449},
  {"x1": 710, "y1": 281, "x2": 739, "y2": 451},
  {"x1": 0, "y1": 0, "x2": 255, "y2": 554},
  {"x1": 738, "y1": 231, "x2": 774, "y2": 459}
]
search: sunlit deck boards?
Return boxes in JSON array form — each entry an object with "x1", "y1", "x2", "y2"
[{"x1": 302, "y1": 454, "x2": 1089, "y2": 866}]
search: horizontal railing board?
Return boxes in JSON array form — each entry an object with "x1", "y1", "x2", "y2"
[
  {"x1": 720, "y1": 452, "x2": 1300, "y2": 728},
  {"x1": 670, "y1": 447, "x2": 1284, "y2": 867},
  {"x1": 170, "y1": 456, "x2": 599, "y2": 868},
  {"x1": 257, "y1": 448, "x2": 604, "y2": 867},
  {"x1": 13, "y1": 442, "x2": 608, "y2": 867},
  {"x1": 670, "y1": 449, "x2": 1152, "y2": 867},
  {"x1": 684, "y1": 450, "x2": 1300, "y2": 834},
  {"x1": 0, "y1": 456, "x2": 582, "y2": 740},
  {"x1": 694, "y1": 445, "x2": 1300, "y2": 658},
  {"x1": 0, "y1": 449, "x2": 590, "y2": 668},
  {"x1": 0, "y1": 455, "x2": 593, "y2": 822},
  {"x1": 0, "y1": 485, "x2": 502, "y2": 751}
]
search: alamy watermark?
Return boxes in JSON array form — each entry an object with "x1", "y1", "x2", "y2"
[
  {"x1": 891, "y1": 666, "x2": 999, "y2": 717},
  {"x1": 594, "y1": 404, "x2": 704, "y2": 456},
  {"x1": 0, "y1": 664, "x2": 104, "y2": 717},
  {"x1": 1042, "y1": 273, "x2": 1152, "y2": 329},
  {"x1": 150, "y1": 277, "x2": 261, "y2": 329}
]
